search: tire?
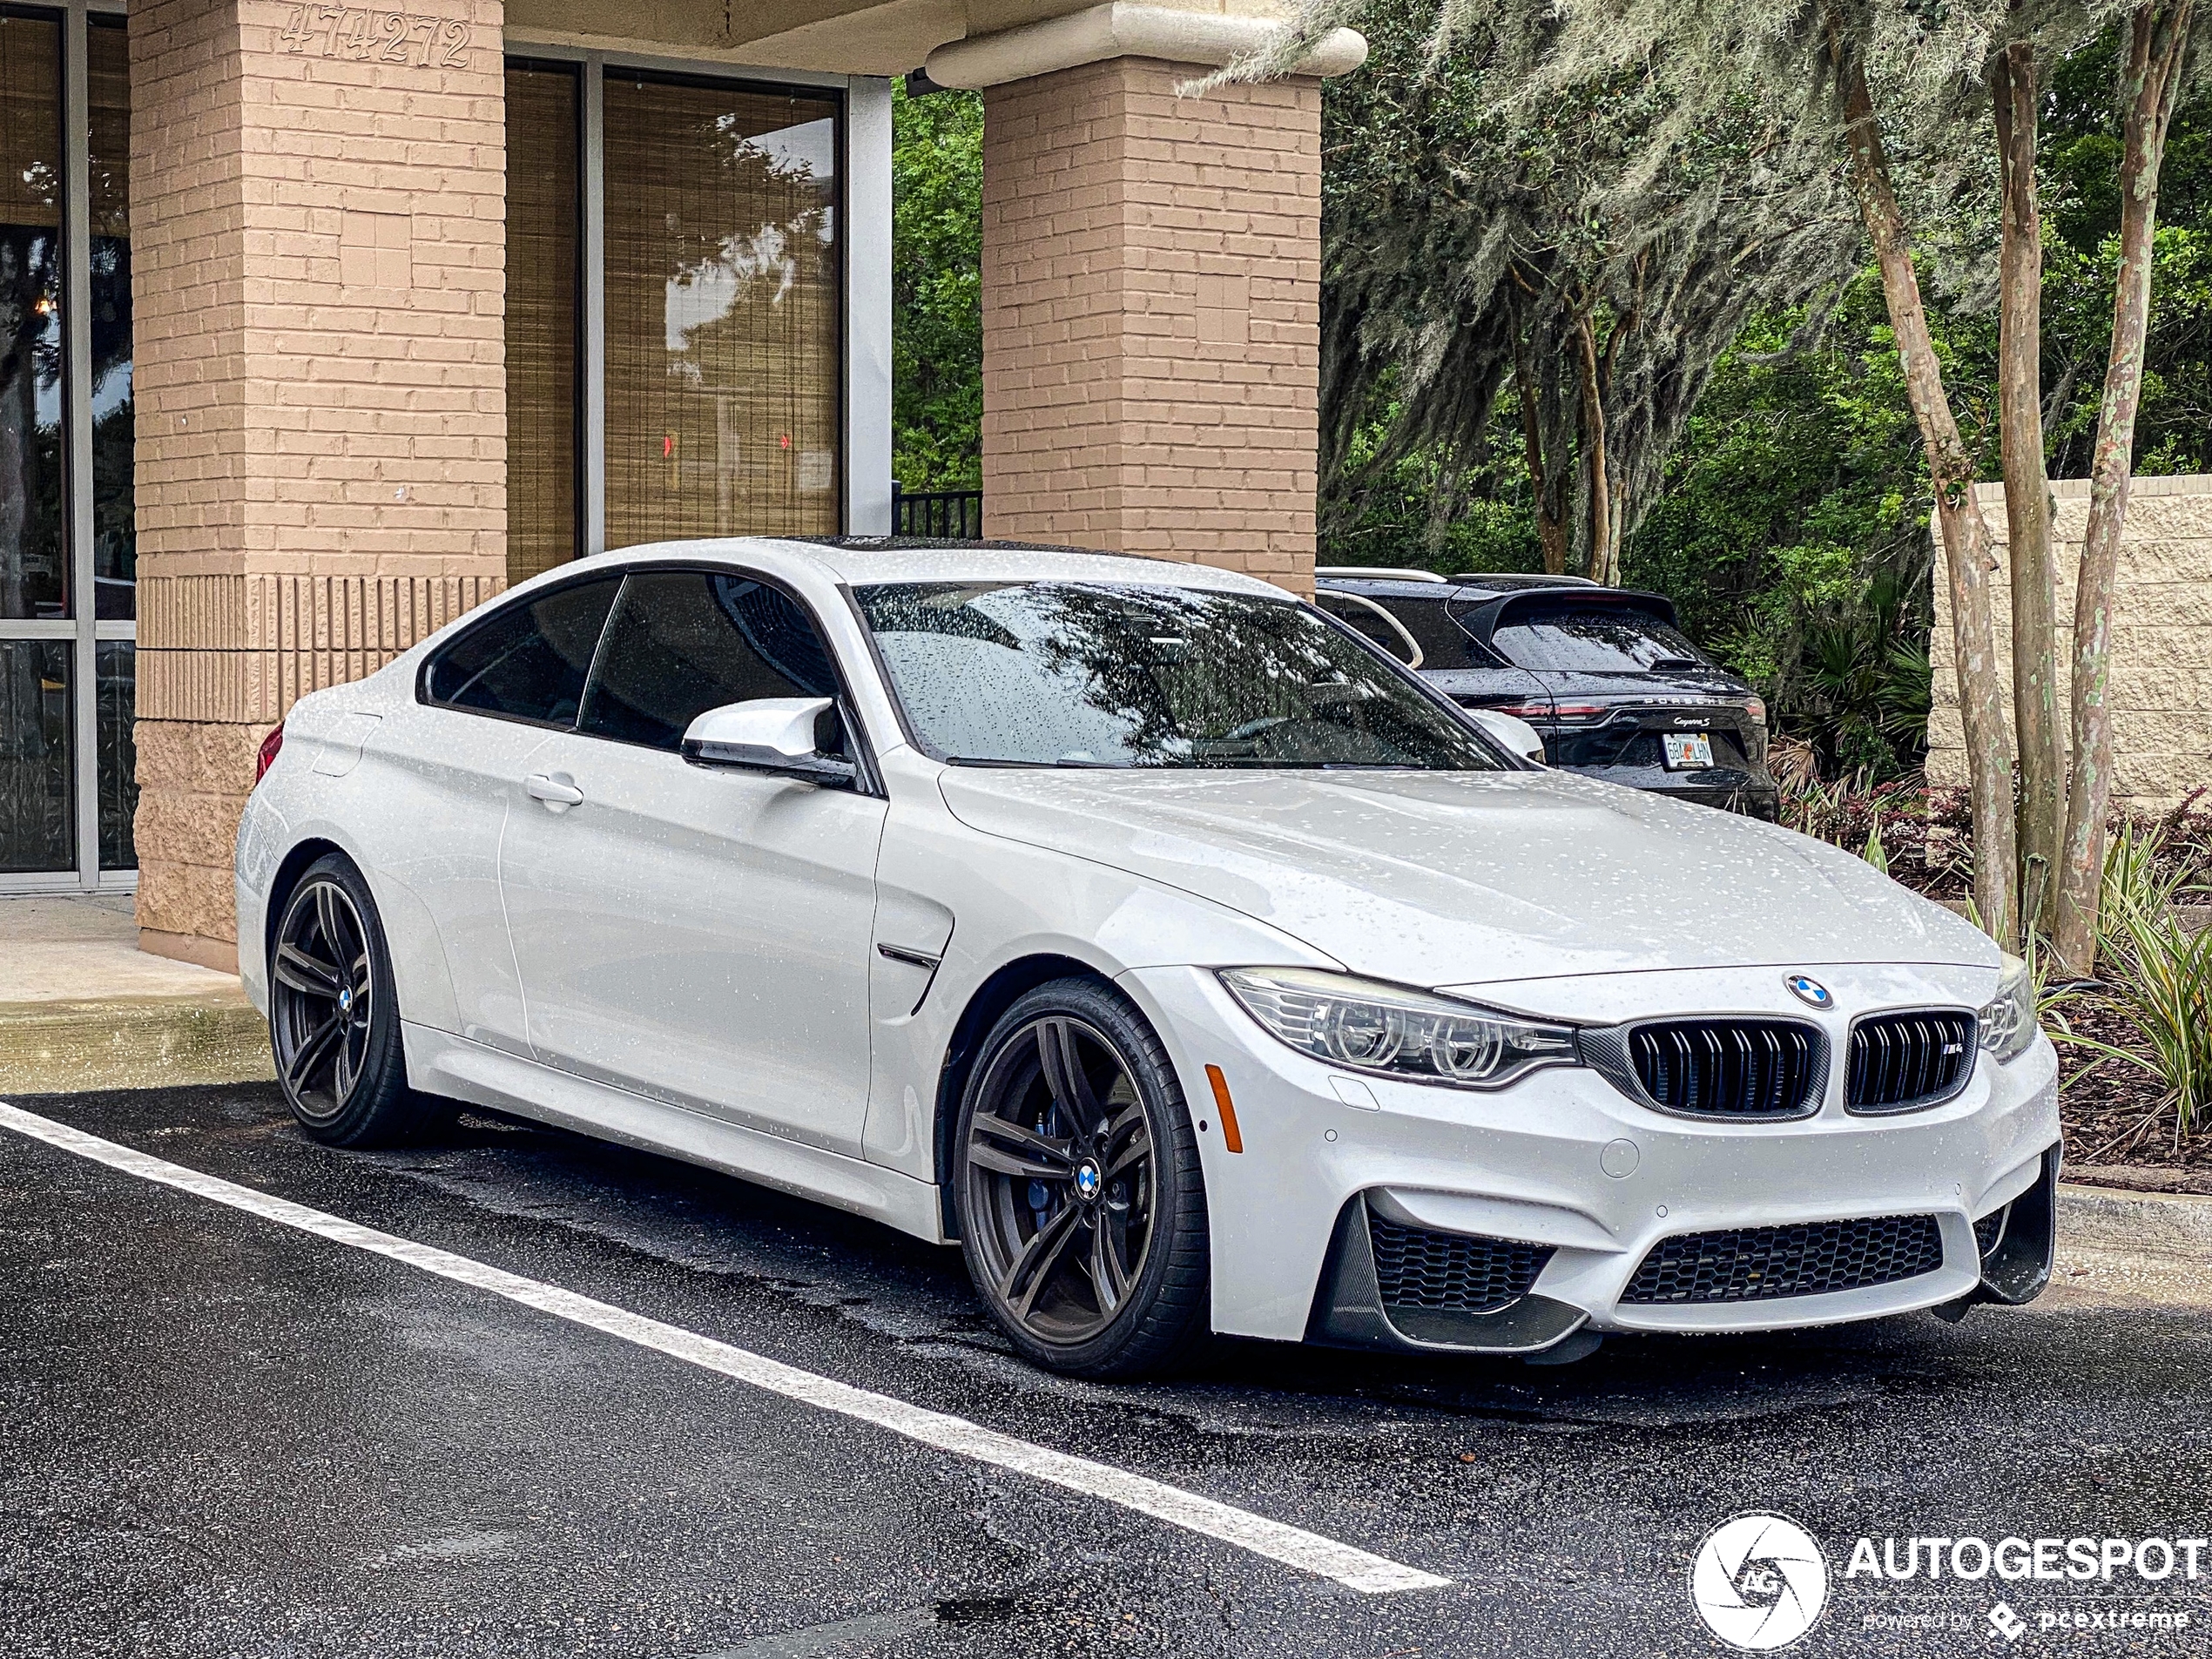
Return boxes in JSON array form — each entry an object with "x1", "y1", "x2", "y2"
[
  {"x1": 953, "y1": 977, "x2": 1211, "y2": 1379},
  {"x1": 267, "y1": 853, "x2": 447, "y2": 1147}
]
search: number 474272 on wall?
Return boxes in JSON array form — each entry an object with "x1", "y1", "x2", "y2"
[{"x1": 279, "y1": 5, "x2": 472, "y2": 69}]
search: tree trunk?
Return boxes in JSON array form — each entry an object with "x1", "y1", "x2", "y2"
[
  {"x1": 1572, "y1": 309, "x2": 1612, "y2": 584},
  {"x1": 2054, "y1": 0, "x2": 2195, "y2": 975},
  {"x1": 1514, "y1": 333, "x2": 1569, "y2": 576},
  {"x1": 1835, "y1": 35, "x2": 2018, "y2": 945},
  {"x1": 1992, "y1": 37, "x2": 2063, "y2": 938}
]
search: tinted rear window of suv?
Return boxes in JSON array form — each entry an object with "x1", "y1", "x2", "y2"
[{"x1": 1489, "y1": 605, "x2": 1707, "y2": 673}]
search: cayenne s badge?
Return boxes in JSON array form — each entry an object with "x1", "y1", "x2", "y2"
[{"x1": 1784, "y1": 974, "x2": 1833, "y2": 1010}]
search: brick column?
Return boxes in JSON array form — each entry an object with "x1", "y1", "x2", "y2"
[
  {"x1": 980, "y1": 58, "x2": 1320, "y2": 591},
  {"x1": 131, "y1": 0, "x2": 508, "y2": 969}
]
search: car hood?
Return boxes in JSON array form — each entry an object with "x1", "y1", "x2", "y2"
[{"x1": 935, "y1": 766, "x2": 1994, "y2": 988}]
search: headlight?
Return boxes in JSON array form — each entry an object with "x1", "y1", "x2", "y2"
[
  {"x1": 1218, "y1": 968, "x2": 1579, "y2": 1089},
  {"x1": 1978, "y1": 954, "x2": 2037, "y2": 1062}
]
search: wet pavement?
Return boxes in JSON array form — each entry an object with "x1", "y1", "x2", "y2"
[{"x1": 3, "y1": 1083, "x2": 2209, "y2": 1658}]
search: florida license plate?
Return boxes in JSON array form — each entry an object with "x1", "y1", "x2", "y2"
[{"x1": 1663, "y1": 732, "x2": 1713, "y2": 770}]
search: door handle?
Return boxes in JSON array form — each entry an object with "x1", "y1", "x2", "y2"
[{"x1": 524, "y1": 772, "x2": 584, "y2": 809}]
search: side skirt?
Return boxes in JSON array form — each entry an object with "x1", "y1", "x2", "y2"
[{"x1": 402, "y1": 1022, "x2": 951, "y2": 1245}]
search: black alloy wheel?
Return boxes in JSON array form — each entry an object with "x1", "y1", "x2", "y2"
[
  {"x1": 272, "y1": 873, "x2": 375, "y2": 1123},
  {"x1": 269, "y1": 854, "x2": 445, "y2": 1146},
  {"x1": 955, "y1": 979, "x2": 1210, "y2": 1377}
]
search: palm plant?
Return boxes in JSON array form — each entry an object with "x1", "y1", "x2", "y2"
[{"x1": 2053, "y1": 822, "x2": 2212, "y2": 1146}]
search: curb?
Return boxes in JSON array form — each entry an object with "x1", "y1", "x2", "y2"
[
  {"x1": 2060, "y1": 1182, "x2": 2212, "y2": 1264},
  {"x1": 0, "y1": 997, "x2": 275, "y2": 1094}
]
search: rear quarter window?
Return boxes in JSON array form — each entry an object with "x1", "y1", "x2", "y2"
[
  {"x1": 1314, "y1": 592, "x2": 1494, "y2": 670},
  {"x1": 421, "y1": 577, "x2": 623, "y2": 725}
]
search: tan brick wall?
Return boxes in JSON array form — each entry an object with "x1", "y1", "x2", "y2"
[
  {"x1": 981, "y1": 57, "x2": 1319, "y2": 591},
  {"x1": 131, "y1": 0, "x2": 509, "y2": 956},
  {"x1": 1928, "y1": 475, "x2": 2212, "y2": 810}
]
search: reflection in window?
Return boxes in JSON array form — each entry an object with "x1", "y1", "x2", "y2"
[
  {"x1": 505, "y1": 62, "x2": 578, "y2": 586},
  {"x1": 89, "y1": 18, "x2": 132, "y2": 620},
  {"x1": 603, "y1": 76, "x2": 839, "y2": 547},
  {"x1": 0, "y1": 16, "x2": 63, "y2": 624},
  {"x1": 1489, "y1": 606, "x2": 1710, "y2": 674},
  {"x1": 0, "y1": 639, "x2": 69, "y2": 870},
  {"x1": 98, "y1": 640, "x2": 132, "y2": 868},
  {"x1": 855, "y1": 583, "x2": 1508, "y2": 771}
]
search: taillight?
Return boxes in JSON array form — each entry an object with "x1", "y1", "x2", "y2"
[
  {"x1": 1474, "y1": 701, "x2": 1549, "y2": 718},
  {"x1": 1745, "y1": 697, "x2": 1767, "y2": 725},
  {"x1": 255, "y1": 723, "x2": 285, "y2": 783},
  {"x1": 1548, "y1": 703, "x2": 1605, "y2": 721}
]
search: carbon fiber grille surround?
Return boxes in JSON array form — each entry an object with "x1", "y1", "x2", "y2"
[
  {"x1": 1628, "y1": 1019, "x2": 1821, "y2": 1117},
  {"x1": 1848, "y1": 1010, "x2": 1978, "y2": 1112},
  {"x1": 1368, "y1": 1212, "x2": 1553, "y2": 1314},
  {"x1": 1622, "y1": 1213, "x2": 1946, "y2": 1305}
]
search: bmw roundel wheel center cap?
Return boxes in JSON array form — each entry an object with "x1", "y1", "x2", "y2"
[{"x1": 1074, "y1": 1159, "x2": 1103, "y2": 1202}]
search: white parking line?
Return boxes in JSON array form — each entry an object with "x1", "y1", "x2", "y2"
[{"x1": 0, "y1": 1101, "x2": 1448, "y2": 1596}]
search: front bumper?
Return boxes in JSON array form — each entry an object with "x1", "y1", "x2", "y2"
[{"x1": 1120, "y1": 963, "x2": 2060, "y2": 1354}]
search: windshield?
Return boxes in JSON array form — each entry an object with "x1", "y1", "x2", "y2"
[
  {"x1": 1488, "y1": 605, "x2": 1710, "y2": 674},
  {"x1": 854, "y1": 582, "x2": 1508, "y2": 770}
]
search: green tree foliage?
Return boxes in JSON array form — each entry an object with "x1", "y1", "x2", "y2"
[
  {"x1": 1318, "y1": 0, "x2": 1859, "y2": 580},
  {"x1": 1629, "y1": 18, "x2": 2209, "y2": 779},
  {"x1": 892, "y1": 82, "x2": 983, "y2": 491}
]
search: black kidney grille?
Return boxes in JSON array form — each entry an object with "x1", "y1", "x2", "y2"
[
  {"x1": 1629, "y1": 1020, "x2": 1821, "y2": 1117},
  {"x1": 1622, "y1": 1213, "x2": 1946, "y2": 1305},
  {"x1": 1848, "y1": 1010, "x2": 1978, "y2": 1111},
  {"x1": 1368, "y1": 1213, "x2": 1553, "y2": 1314}
]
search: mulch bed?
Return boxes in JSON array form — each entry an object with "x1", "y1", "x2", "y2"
[{"x1": 2051, "y1": 994, "x2": 2212, "y2": 1190}]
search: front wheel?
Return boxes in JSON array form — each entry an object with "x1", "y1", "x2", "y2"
[
  {"x1": 269, "y1": 853, "x2": 445, "y2": 1147},
  {"x1": 954, "y1": 978, "x2": 1211, "y2": 1378}
]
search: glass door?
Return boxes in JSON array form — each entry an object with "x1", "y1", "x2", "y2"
[{"x1": 0, "y1": 3, "x2": 132, "y2": 891}]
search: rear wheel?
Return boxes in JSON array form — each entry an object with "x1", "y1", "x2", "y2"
[
  {"x1": 954, "y1": 979, "x2": 1210, "y2": 1378},
  {"x1": 269, "y1": 854, "x2": 444, "y2": 1146}
]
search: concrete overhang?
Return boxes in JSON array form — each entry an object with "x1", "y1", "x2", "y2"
[{"x1": 503, "y1": 0, "x2": 1364, "y2": 83}]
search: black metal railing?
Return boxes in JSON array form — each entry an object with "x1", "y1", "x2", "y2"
[{"x1": 891, "y1": 484, "x2": 983, "y2": 540}]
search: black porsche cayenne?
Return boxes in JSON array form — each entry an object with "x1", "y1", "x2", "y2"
[{"x1": 1313, "y1": 570, "x2": 1778, "y2": 819}]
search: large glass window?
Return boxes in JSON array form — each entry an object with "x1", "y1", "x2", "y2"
[
  {"x1": 0, "y1": 11, "x2": 137, "y2": 883},
  {"x1": 89, "y1": 17, "x2": 129, "y2": 621},
  {"x1": 602, "y1": 74, "x2": 840, "y2": 547},
  {"x1": 0, "y1": 638, "x2": 69, "y2": 872},
  {"x1": 0, "y1": 14, "x2": 63, "y2": 626},
  {"x1": 502, "y1": 60, "x2": 846, "y2": 581},
  {"x1": 503, "y1": 62, "x2": 578, "y2": 587}
]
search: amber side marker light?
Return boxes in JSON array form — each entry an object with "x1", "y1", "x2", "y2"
[{"x1": 1204, "y1": 1065, "x2": 1244, "y2": 1154}]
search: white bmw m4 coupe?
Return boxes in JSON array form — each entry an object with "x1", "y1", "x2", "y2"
[{"x1": 235, "y1": 537, "x2": 2060, "y2": 1377}]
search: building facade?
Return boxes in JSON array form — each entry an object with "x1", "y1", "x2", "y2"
[
  {"x1": 1928, "y1": 475, "x2": 2212, "y2": 812},
  {"x1": 0, "y1": 0, "x2": 1360, "y2": 968}
]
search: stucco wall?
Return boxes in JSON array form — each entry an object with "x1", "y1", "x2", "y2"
[{"x1": 1928, "y1": 475, "x2": 2212, "y2": 810}]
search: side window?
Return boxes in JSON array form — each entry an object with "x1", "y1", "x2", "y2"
[
  {"x1": 1314, "y1": 593, "x2": 1414, "y2": 663},
  {"x1": 1379, "y1": 597, "x2": 1495, "y2": 671},
  {"x1": 421, "y1": 577, "x2": 623, "y2": 725},
  {"x1": 577, "y1": 570, "x2": 844, "y2": 753}
]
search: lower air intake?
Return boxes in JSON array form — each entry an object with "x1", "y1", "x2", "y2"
[
  {"x1": 1368, "y1": 1212, "x2": 1553, "y2": 1315},
  {"x1": 1622, "y1": 1213, "x2": 1946, "y2": 1305}
]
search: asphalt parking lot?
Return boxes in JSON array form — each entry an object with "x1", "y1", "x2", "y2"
[{"x1": 3, "y1": 1083, "x2": 2209, "y2": 1658}]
